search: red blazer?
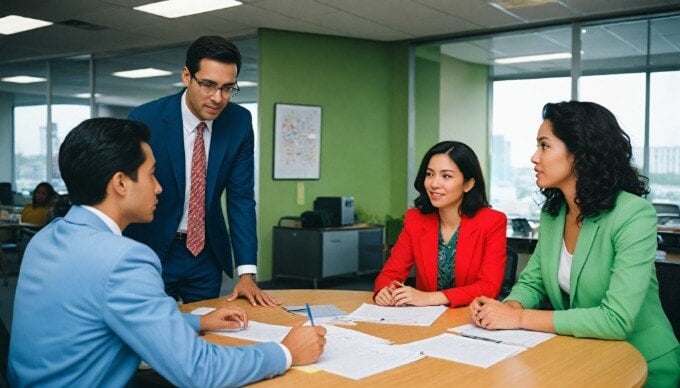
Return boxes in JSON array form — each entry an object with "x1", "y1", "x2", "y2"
[{"x1": 374, "y1": 207, "x2": 507, "y2": 307}]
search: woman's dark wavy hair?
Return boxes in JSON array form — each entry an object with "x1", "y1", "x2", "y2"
[
  {"x1": 414, "y1": 141, "x2": 489, "y2": 217},
  {"x1": 540, "y1": 101, "x2": 649, "y2": 222}
]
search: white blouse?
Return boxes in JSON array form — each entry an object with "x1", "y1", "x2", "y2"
[{"x1": 558, "y1": 239, "x2": 573, "y2": 294}]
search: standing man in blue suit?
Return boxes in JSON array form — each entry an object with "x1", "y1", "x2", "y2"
[
  {"x1": 8, "y1": 118, "x2": 326, "y2": 386},
  {"x1": 125, "y1": 36, "x2": 274, "y2": 304}
]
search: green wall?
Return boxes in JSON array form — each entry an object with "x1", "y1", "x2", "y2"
[
  {"x1": 439, "y1": 55, "x2": 489, "y2": 176},
  {"x1": 414, "y1": 46, "x2": 441, "y2": 166},
  {"x1": 257, "y1": 29, "x2": 409, "y2": 281},
  {"x1": 0, "y1": 92, "x2": 13, "y2": 182}
]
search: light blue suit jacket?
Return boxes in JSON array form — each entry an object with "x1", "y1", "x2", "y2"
[{"x1": 9, "y1": 206, "x2": 285, "y2": 387}]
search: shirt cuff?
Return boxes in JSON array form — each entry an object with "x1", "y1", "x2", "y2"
[
  {"x1": 277, "y1": 343, "x2": 292, "y2": 369},
  {"x1": 237, "y1": 265, "x2": 257, "y2": 277}
]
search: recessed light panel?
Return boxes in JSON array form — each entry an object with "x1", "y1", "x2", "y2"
[
  {"x1": 0, "y1": 15, "x2": 52, "y2": 35},
  {"x1": 112, "y1": 68, "x2": 173, "y2": 78},
  {"x1": 1, "y1": 75, "x2": 47, "y2": 84},
  {"x1": 134, "y1": 0, "x2": 242, "y2": 19},
  {"x1": 495, "y1": 52, "x2": 571, "y2": 64}
]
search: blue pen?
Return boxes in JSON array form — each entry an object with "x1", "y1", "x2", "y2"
[{"x1": 305, "y1": 303, "x2": 315, "y2": 326}]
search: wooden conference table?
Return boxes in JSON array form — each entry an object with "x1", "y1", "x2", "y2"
[{"x1": 181, "y1": 289, "x2": 647, "y2": 387}]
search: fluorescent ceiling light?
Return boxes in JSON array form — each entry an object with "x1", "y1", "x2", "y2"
[
  {"x1": 238, "y1": 81, "x2": 257, "y2": 87},
  {"x1": 134, "y1": 0, "x2": 242, "y2": 18},
  {"x1": 172, "y1": 81, "x2": 185, "y2": 87},
  {"x1": 112, "y1": 68, "x2": 173, "y2": 78},
  {"x1": 74, "y1": 93, "x2": 102, "y2": 98},
  {"x1": 1, "y1": 75, "x2": 46, "y2": 84},
  {"x1": 491, "y1": 0, "x2": 556, "y2": 10},
  {"x1": 495, "y1": 52, "x2": 571, "y2": 64},
  {"x1": 0, "y1": 15, "x2": 52, "y2": 35}
]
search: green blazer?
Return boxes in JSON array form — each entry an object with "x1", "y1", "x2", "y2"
[{"x1": 506, "y1": 191, "x2": 678, "y2": 363}]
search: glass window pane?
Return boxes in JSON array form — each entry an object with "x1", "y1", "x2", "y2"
[
  {"x1": 0, "y1": 60, "x2": 48, "y2": 193},
  {"x1": 491, "y1": 77, "x2": 571, "y2": 219},
  {"x1": 51, "y1": 56, "x2": 92, "y2": 192},
  {"x1": 649, "y1": 71, "x2": 680, "y2": 205},
  {"x1": 579, "y1": 73, "x2": 646, "y2": 167}
]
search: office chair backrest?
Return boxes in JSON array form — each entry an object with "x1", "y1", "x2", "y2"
[
  {"x1": 500, "y1": 246, "x2": 519, "y2": 299},
  {"x1": 653, "y1": 203, "x2": 680, "y2": 217},
  {"x1": 0, "y1": 182, "x2": 12, "y2": 206},
  {"x1": 0, "y1": 320, "x2": 9, "y2": 388},
  {"x1": 656, "y1": 262, "x2": 680, "y2": 341}
]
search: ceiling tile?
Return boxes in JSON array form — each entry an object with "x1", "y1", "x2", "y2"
[
  {"x1": 309, "y1": 10, "x2": 410, "y2": 40},
  {"x1": 252, "y1": 0, "x2": 338, "y2": 18},
  {"x1": 564, "y1": 0, "x2": 675, "y2": 14},
  {"x1": 415, "y1": 0, "x2": 525, "y2": 27}
]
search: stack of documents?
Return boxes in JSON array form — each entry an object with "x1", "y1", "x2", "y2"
[
  {"x1": 346, "y1": 303, "x2": 447, "y2": 326},
  {"x1": 397, "y1": 333, "x2": 525, "y2": 368},
  {"x1": 449, "y1": 324, "x2": 555, "y2": 348}
]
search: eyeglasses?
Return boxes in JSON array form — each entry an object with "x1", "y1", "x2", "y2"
[{"x1": 191, "y1": 76, "x2": 240, "y2": 98}]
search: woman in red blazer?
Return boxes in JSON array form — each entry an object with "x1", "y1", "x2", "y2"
[{"x1": 374, "y1": 141, "x2": 507, "y2": 308}]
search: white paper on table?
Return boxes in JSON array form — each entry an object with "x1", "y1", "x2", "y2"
[
  {"x1": 308, "y1": 337, "x2": 424, "y2": 380},
  {"x1": 190, "y1": 307, "x2": 216, "y2": 315},
  {"x1": 322, "y1": 324, "x2": 392, "y2": 344},
  {"x1": 346, "y1": 303, "x2": 447, "y2": 326},
  {"x1": 209, "y1": 321, "x2": 292, "y2": 343},
  {"x1": 449, "y1": 324, "x2": 555, "y2": 348},
  {"x1": 396, "y1": 333, "x2": 525, "y2": 368}
]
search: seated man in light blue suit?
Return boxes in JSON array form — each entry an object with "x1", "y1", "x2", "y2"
[{"x1": 8, "y1": 118, "x2": 326, "y2": 387}]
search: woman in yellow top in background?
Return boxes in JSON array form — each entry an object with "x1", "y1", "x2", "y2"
[{"x1": 21, "y1": 182, "x2": 57, "y2": 226}]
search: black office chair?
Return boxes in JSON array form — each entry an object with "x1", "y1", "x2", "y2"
[
  {"x1": 0, "y1": 182, "x2": 12, "y2": 206},
  {"x1": 500, "y1": 246, "x2": 519, "y2": 300},
  {"x1": 1, "y1": 320, "x2": 10, "y2": 388},
  {"x1": 656, "y1": 261, "x2": 680, "y2": 341},
  {"x1": 653, "y1": 203, "x2": 680, "y2": 224}
]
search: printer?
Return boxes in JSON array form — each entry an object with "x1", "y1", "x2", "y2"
[{"x1": 313, "y1": 196, "x2": 354, "y2": 227}]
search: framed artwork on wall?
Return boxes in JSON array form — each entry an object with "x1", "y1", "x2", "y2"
[{"x1": 273, "y1": 103, "x2": 322, "y2": 180}]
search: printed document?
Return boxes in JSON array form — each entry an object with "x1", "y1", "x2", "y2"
[
  {"x1": 449, "y1": 324, "x2": 555, "y2": 348},
  {"x1": 346, "y1": 303, "x2": 447, "y2": 326},
  {"x1": 209, "y1": 321, "x2": 292, "y2": 343},
  {"x1": 397, "y1": 333, "x2": 525, "y2": 368},
  {"x1": 310, "y1": 336, "x2": 424, "y2": 380}
]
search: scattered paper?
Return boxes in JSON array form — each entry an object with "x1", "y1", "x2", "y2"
[
  {"x1": 449, "y1": 324, "x2": 555, "y2": 348},
  {"x1": 190, "y1": 307, "x2": 216, "y2": 315},
  {"x1": 346, "y1": 303, "x2": 447, "y2": 326},
  {"x1": 397, "y1": 333, "x2": 525, "y2": 368},
  {"x1": 209, "y1": 321, "x2": 292, "y2": 343}
]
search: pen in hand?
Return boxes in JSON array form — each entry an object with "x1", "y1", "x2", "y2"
[{"x1": 305, "y1": 303, "x2": 315, "y2": 326}]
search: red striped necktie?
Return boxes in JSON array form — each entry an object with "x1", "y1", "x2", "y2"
[{"x1": 187, "y1": 122, "x2": 207, "y2": 256}]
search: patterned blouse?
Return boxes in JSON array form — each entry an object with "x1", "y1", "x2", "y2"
[{"x1": 437, "y1": 227, "x2": 459, "y2": 291}]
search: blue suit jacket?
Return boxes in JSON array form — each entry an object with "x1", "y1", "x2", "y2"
[
  {"x1": 125, "y1": 91, "x2": 256, "y2": 276},
  {"x1": 9, "y1": 206, "x2": 285, "y2": 387}
]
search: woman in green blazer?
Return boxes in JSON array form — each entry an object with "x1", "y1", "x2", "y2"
[{"x1": 469, "y1": 101, "x2": 679, "y2": 387}]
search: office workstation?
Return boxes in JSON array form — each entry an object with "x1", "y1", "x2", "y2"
[{"x1": 2, "y1": 0, "x2": 680, "y2": 386}]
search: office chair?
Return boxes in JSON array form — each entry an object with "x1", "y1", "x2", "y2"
[
  {"x1": 653, "y1": 203, "x2": 680, "y2": 225},
  {"x1": 0, "y1": 183, "x2": 12, "y2": 206},
  {"x1": 656, "y1": 261, "x2": 680, "y2": 341},
  {"x1": 500, "y1": 246, "x2": 519, "y2": 300},
  {"x1": 0, "y1": 320, "x2": 9, "y2": 388}
]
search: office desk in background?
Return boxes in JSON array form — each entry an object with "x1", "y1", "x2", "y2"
[{"x1": 182, "y1": 290, "x2": 647, "y2": 387}]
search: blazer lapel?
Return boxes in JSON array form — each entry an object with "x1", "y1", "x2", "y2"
[
  {"x1": 542, "y1": 206, "x2": 567, "y2": 310},
  {"x1": 454, "y1": 215, "x2": 478, "y2": 286},
  {"x1": 205, "y1": 107, "x2": 230, "y2": 205},
  {"x1": 161, "y1": 96, "x2": 185, "y2": 198},
  {"x1": 417, "y1": 214, "x2": 439, "y2": 291},
  {"x1": 569, "y1": 216, "x2": 600, "y2": 304}
]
